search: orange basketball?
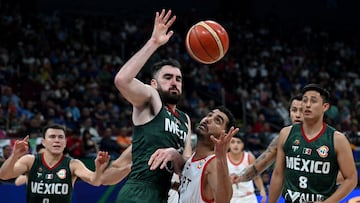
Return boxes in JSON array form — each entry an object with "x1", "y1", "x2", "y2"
[{"x1": 185, "y1": 20, "x2": 229, "y2": 64}]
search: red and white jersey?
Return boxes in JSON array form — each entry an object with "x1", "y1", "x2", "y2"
[
  {"x1": 227, "y1": 151, "x2": 256, "y2": 199},
  {"x1": 178, "y1": 153, "x2": 216, "y2": 203}
]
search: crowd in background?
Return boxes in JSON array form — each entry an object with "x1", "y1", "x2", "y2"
[{"x1": 0, "y1": 1, "x2": 360, "y2": 190}]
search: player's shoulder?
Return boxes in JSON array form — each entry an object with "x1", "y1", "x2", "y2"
[
  {"x1": 278, "y1": 125, "x2": 294, "y2": 144},
  {"x1": 279, "y1": 125, "x2": 293, "y2": 135},
  {"x1": 333, "y1": 130, "x2": 349, "y2": 143}
]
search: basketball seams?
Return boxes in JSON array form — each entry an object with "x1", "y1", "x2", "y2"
[
  {"x1": 185, "y1": 20, "x2": 228, "y2": 64},
  {"x1": 198, "y1": 21, "x2": 224, "y2": 60},
  {"x1": 185, "y1": 25, "x2": 198, "y2": 62},
  {"x1": 185, "y1": 25, "x2": 213, "y2": 64}
]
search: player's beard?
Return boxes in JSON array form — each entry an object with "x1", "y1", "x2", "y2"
[{"x1": 158, "y1": 88, "x2": 181, "y2": 105}]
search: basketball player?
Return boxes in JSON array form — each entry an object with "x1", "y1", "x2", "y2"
[
  {"x1": 0, "y1": 124, "x2": 110, "y2": 203},
  {"x1": 101, "y1": 9, "x2": 192, "y2": 203},
  {"x1": 228, "y1": 133, "x2": 266, "y2": 203},
  {"x1": 178, "y1": 106, "x2": 239, "y2": 203},
  {"x1": 268, "y1": 84, "x2": 357, "y2": 203},
  {"x1": 238, "y1": 94, "x2": 303, "y2": 182}
]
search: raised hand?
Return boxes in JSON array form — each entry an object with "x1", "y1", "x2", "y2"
[
  {"x1": 150, "y1": 9, "x2": 176, "y2": 46},
  {"x1": 12, "y1": 135, "x2": 30, "y2": 158},
  {"x1": 210, "y1": 126, "x2": 239, "y2": 157}
]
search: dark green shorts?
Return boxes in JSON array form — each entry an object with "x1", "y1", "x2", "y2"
[{"x1": 116, "y1": 180, "x2": 168, "y2": 203}]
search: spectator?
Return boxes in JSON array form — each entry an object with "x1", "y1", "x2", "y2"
[
  {"x1": 82, "y1": 129, "x2": 99, "y2": 158},
  {"x1": 0, "y1": 145, "x2": 12, "y2": 166},
  {"x1": 116, "y1": 126, "x2": 132, "y2": 153},
  {"x1": 99, "y1": 127, "x2": 121, "y2": 160},
  {"x1": 1, "y1": 86, "x2": 22, "y2": 109},
  {"x1": 80, "y1": 117, "x2": 100, "y2": 143},
  {"x1": 64, "y1": 98, "x2": 81, "y2": 122},
  {"x1": 66, "y1": 129, "x2": 84, "y2": 158}
]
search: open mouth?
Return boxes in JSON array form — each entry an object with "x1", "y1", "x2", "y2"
[{"x1": 198, "y1": 123, "x2": 208, "y2": 131}]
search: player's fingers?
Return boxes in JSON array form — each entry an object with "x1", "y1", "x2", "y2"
[
  {"x1": 148, "y1": 150, "x2": 159, "y2": 165},
  {"x1": 149, "y1": 157, "x2": 162, "y2": 170},
  {"x1": 163, "y1": 9, "x2": 172, "y2": 22}
]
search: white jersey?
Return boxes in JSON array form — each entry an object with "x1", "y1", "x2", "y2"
[
  {"x1": 179, "y1": 153, "x2": 216, "y2": 203},
  {"x1": 227, "y1": 151, "x2": 258, "y2": 203},
  {"x1": 168, "y1": 174, "x2": 180, "y2": 203}
]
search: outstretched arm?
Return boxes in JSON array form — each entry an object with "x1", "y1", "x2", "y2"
[
  {"x1": 101, "y1": 145, "x2": 132, "y2": 185},
  {"x1": 249, "y1": 153, "x2": 267, "y2": 203},
  {"x1": 114, "y1": 9, "x2": 176, "y2": 108},
  {"x1": 239, "y1": 135, "x2": 278, "y2": 182},
  {"x1": 208, "y1": 126, "x2": 239, "y2": 203},
  {"x1": 0, "y1": 136, "x2": 31, "y2": 180},
  {"x1": 72, "y1": 151, "x2": 110, "y2": 186}
]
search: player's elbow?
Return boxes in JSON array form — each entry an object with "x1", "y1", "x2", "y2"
[
  {"x1": 0, "y1": 170, "x2": 13, "y2": 180},
  {"x1": 347, "y1": 172, "x2": 358, "y2": 189},
  {"x1": 114, "y1": 71, "x2": 131, "y2": 90}
]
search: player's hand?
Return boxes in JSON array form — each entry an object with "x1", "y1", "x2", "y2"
[
  {"x1": 210, "y1": 126, "x2": 239, "y2": 156},
  {"x1": 230, "y1": 173, "x2": 240, "y2": 184},
  {"x1": 12, "y1": 135, "x2": 30, "y2": 158},
  {"x1": 260, "y1": 190, "x2": 267, "y2": 203},
  {"x1": 151, "y1": 9, "x2": 176, "y2": 46},
  {"x1": 95, "y1": 151, "x2": 110, "y2": 171},
  {"x1": 148, "y1": 148, "x2": 178, "y2": 171}
]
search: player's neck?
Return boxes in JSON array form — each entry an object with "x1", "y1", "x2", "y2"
[
  {"x1": 165, "y1": 104, "x2": 179, "y2": 117},
  {"x1": 302, "y1": 120, "x2": 325, "y2": 139},
  {"x1": 229, "y1": 151, "x2": 244, "y2": 162},
  {"x1": 193, "y1": 144, "x2": 213, "y2": 160},
  {"x1": 43, "y1": 152, "x2": 64, "y2": 167}
]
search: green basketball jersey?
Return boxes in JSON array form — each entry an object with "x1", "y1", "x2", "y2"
[
  {"x1": 282, "y1": 123, "x2": 338, "y2": 203},
  {"x1": 27, "y1": 154, "x2": 73, "y2": 203},
  {"x1": 117, "y1": 105, "x2": 189, "y2": 202}
]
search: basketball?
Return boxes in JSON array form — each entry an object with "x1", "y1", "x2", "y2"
[{"x1": 185, "y1": 20, "x2": 229, "y2": 64}]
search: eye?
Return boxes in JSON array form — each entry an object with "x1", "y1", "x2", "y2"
[
  {"x1": 215, "y1": 117, "x2": 222, "y2": 124},
  {"x1": 310, "y1": 98, "x2": 317, "y2": 103},
  {"x1": 176, "y1": 76, "x2": 182, "y2": 82}
]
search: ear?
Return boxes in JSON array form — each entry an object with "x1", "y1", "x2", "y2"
[
  {"x1": 150, "y1": 79, "x2": 157, "y2": 88},
  {"x1": 323, "y1": 103, "x2": 330, "y2": 112}
]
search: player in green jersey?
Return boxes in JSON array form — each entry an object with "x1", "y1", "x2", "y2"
[
  {"x1": 0, "y1": 124, "x2": 110, "y2": 203},
  {"x1": 101, "y1": 9, "x2": 192, "y2": 203},
  {"x1": 237, "y1": 94, "x2": 304, "y2": 182},
  {"x1": 268, "y1": 84, "x2": 357, "y2": 203}
]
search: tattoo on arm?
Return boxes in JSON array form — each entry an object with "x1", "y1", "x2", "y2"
[{"x1": 252, "y1": 165, "x2": 258, "y2": 175}]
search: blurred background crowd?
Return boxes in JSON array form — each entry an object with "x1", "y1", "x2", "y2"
[{"x1": 0, "y1": 0, "x2": 360, "y2": 190}]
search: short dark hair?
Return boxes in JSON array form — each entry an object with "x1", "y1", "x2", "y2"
[
  {"x1": 215, "y1": 106, "x2": 236, "y2": 132},
  {"x1": 289, "y1": 94, "x2": 303, "y2": 110},
  {"x1": 2, "y1": 145, "x2": 10, "y2": 150},
  {"x1": 302, "y1": 83, "x2": 330, "y2": 103},
  {"x1": 151, "y1": 58, "x2": 182, "y2": 78},
  {"x1": 42, "y1": 124, "x2": 66, "y2": 138},
  {"x1": 233, "y1": 132, "x2": 245, "y2": 142}
]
